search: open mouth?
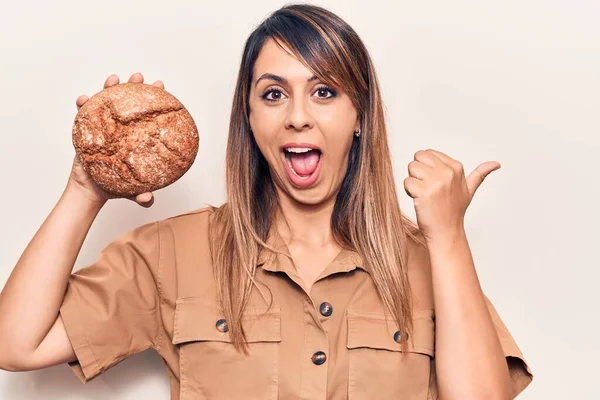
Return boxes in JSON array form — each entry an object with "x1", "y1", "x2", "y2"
[{"x1": 281, "y1": 144, "x2": 322, "y2": 188}]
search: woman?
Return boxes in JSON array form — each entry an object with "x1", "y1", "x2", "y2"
[{"x1": 0, "y1": 4, "x2": 533, "y2": 399}]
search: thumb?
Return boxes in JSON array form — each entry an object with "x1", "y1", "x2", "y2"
[{"x1": 466, "y1": 161, "x2": 501, "y2": 196}]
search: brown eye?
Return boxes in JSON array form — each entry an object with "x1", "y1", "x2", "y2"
[
  {"x1": 314, "y1": 86, "x2": 337, "y2": 99},
  {"x1": 262, "y1": 89, "x2": 286, "y2": 102}
]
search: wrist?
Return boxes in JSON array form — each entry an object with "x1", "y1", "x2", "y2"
[
  {"x1": 425, "y1": 225, "x2": 467, "y2": 249},
  {"x1": 63, "y1": 182, "x2": 106, "y2": 213}
]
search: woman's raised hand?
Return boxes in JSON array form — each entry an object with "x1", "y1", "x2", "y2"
[{"x1": 67, "y1": 72, "x2": 165, "y2": 208}]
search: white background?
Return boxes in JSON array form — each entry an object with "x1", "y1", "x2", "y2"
[{"x1": 1, "y1": 0, "x2": 598, "y2": 398}]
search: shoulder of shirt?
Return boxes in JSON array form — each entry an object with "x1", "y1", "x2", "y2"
[
  {"x1": 401, "y1": 217, "x2": 431, "y2": 269},
  {"x1": 161, "y1": 205, "x2": 217, "y2": 221},
  {"x1": 150, "y1": 206, "x2": 219, "y2": 239},
  {"x1": 154, "y1": 205, "x2": 220, "y2": 230}
]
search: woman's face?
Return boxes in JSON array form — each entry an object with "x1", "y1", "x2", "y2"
[{"x1": 248, "y1": 38, "x2": 359, "y2": 207}]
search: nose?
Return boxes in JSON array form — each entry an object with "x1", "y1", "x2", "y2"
[{"x1": 284, "y1": 96, "x2": 314, "y2": 132}]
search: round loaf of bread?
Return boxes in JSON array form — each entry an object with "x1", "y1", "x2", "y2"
[{"x1": 72, "y1": 82, "x2": 199, "y2": 197}]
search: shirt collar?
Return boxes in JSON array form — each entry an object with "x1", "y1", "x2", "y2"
[{"x1": 256, "y1": 228, "x2": 367, "y2": 275}]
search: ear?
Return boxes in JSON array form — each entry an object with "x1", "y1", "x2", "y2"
[{"x1": 354, "y1": 118, "x2": 360, "y2": 133}]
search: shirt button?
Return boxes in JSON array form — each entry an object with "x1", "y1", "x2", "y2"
[
  {"x1": 393, "y1": 331, "x2": 409, "y2": 343},
  {"x1": 319, "y1": 302, "x2": 333, "y2": 317},
  {"x1": 311, "y1": 351, "x2": 327, "y2": 365},
  {"x1": 216, "y1": 319, "x2": 229, "y2": 333}
]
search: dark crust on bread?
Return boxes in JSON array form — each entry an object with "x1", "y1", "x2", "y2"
[{"x1": 72, "y1": 82, "x2": 199, "y2": 197}]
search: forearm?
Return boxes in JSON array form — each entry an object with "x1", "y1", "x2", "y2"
[
  {"x1": 428, "y1": 229, "x2": 511, "y2": 400},
  {"x1": 0, "y1": 183, "x2": 104, "y2": 356}
]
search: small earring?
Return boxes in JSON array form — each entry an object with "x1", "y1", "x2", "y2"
[{"x1": 354, "y1": 129, "x2": 361, "y2": 137}]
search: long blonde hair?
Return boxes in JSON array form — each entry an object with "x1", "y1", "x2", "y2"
[{"x1": 209, "y1": 4, "x2": 423, "y2": 355}]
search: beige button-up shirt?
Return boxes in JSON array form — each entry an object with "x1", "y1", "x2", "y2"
[{"x1": 59, "y1": 207, "x2": 533, "y2": 399}]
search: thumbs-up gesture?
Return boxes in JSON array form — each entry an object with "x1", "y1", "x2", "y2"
[{"x1": 403, "y1": 149, "x2": 501, "y2": 243}]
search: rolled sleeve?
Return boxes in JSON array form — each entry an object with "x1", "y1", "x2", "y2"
[
  {"x1": 483, "y1": 294, "x2": 534, "y2": 397},
  {"x1": 427, "y1": 294, "x2": 534, "y2": 399},
  {"x1": 59, "y1": 221, "x2": 163, "y2": 383}
]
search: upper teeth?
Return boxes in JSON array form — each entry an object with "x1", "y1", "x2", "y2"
[{"x1": 285, "y1": 147, "x2": 314, "y2": 153}]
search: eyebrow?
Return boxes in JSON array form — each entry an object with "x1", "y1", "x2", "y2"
[{"x1": 254, "y1": 73, "x2": 319, "y2": 88}]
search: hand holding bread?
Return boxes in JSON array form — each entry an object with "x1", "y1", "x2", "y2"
[{"x1": 67, "y1": 72, "x2": 199, "y2": 208}]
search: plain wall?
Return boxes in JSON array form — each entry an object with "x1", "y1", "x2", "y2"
[{"x1": 1, "y1": 0, "x2": 599, "y2": 398}]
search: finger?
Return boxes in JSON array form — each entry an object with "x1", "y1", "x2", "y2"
[
  {"x1": 152, "y1": 80, "x2": 165, "y2": 89},
  {"x1": 135, "y1": 192, "x2": 154, "y2": 207},
  {"x1": 426, "y1": 149, "x2": 463, "y2": 170},
  {"x1": 414, "y1": 150, "x2": 443, "y2": 168},
  {"x1": 466, "y1": 161, "x2": 501, "y2": 196},
  {"x1": 139, "y1": 196, "x2": 154, "y2": 208},
  {"x1": 128, "y1": 72, "x2": 144, "y2": 83},
  {"x1": 403, "y1": 176, "x2": 422, "y2": 199},
  {"x1": 104, "y1": 74, "x2": 120, "y2": 89},
  {"x1": 76, "y1": 95, "x2": 89, "y2": 110},
  {"x1": 407, "y1": 160, "x2": 431, "y2": 180},
  {"x1": 425, "y1": 149, "x2": 453, "y2": 164}
]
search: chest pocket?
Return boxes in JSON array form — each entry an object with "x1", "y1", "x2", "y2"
[
  {"x1": 346, "y1": 309, "x2": 435, "y2": 400},
  {"x1": 172, "y1": 298, "x2": 281, "y2": 400}
]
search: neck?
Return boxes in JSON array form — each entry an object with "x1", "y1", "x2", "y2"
[{"x1": 275, "y1": 190, "x2": 337, "y2": 246}]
